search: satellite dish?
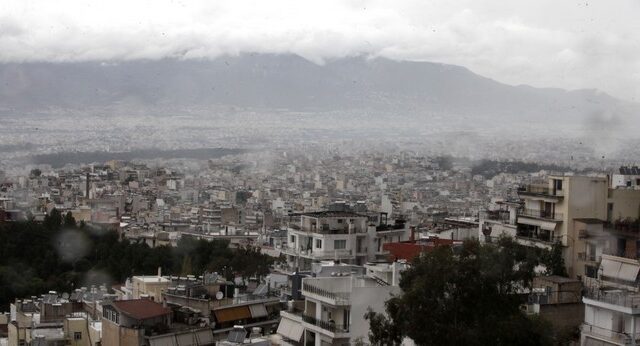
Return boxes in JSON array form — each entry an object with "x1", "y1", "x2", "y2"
[
  {"x1": 215, "y1": 291, "x2": 224, "y2": 300},
  {"x1": 62, "y1": 293, "x2": 70, "y2": 300}
]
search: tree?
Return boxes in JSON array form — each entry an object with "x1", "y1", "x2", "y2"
[
  {"x1": 44, "y1": 208, "x2": 62, "y2": 230},
  {"x1": 364, "y1": 308, "x2": 402, "y2": 346},
  {"x1": 64, "y1": 212, "x2": 77, "y2": 228},
  {"x1": 542, "y1": 241, "x2": 568, "y2": 277},
  {"x1": 367, "y1": 238, "x2": 554, "y2": 346}
]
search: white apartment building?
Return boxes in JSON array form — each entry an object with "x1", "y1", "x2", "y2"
[
  {"x1": 581, "y1": 254, "x2": 640, "y2": 345},
  {"x1": 277, "y1": 262, "x2": 409, "y2": 346},
  {"x1": 282, "y1": 211, "x2": 410, "y2": 272}
]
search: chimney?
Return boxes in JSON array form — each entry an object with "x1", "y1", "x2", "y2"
[{"x1": 157, "y1": 267, "x2": 162, "y2": 281}]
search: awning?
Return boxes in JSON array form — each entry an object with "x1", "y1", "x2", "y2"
[
  {"x1": 619, "y1": 263, "x2": 640, "y2": 282},
  {"x1": 600, "y1": 255, "x2": 640, "y2": 283},
  {"x1": 149, "y1": 336, "x2": 177, "y2": 346},
  {"x1": 194, "y1": 329, "x2": 214, "y2": 345},
  {"x1": 249, "y1": 304, "x2": 268, "y2": 318},
  {"x1": 214, "y1": 306, "x2": 251, "y2": 323},
  {"x1": 276, "y1": 317, "x2": 304, "y2": 342},
  {"x1": 176, "y1": 333, "x2": 194, "y2": 346}
]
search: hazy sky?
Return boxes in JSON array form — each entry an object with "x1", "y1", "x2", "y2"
[{"x1": 2, "y1": 0, "x2": 639, "y2": 101}]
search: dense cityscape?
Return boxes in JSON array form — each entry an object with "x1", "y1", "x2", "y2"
[{"x1": 2, "y1": 1, "x2": 640, "y2": 345}]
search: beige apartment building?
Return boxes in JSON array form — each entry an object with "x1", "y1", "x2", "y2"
[{"x1": 510, "y1": 175, "x2": 640, "y2": 279}]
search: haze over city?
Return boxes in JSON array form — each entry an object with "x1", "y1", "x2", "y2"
[{"x1": 1, "y1": 2, "x2": 640, "y2": 346}]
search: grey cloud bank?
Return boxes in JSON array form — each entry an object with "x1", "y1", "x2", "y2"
[{"x1": 1, "y1": 0, "x2": 639, "y2": 101}]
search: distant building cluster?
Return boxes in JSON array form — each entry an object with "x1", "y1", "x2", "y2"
[{"x1": 3, "y1": 151, "x2": 640, "y2": 345}]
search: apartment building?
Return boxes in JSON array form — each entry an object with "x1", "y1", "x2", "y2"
[
  {"x1": 282, "y1": 211, "x2": 410, "y2": 272},
  {"x1": 481, "y1": 175, "x2": 640, "y2": 279},
  {"x1": 277, "y1": 262, "x2": 408, "y2": 346},
  {"x1": 580, "y1": 254, "x2": 640, "y2": 345}
]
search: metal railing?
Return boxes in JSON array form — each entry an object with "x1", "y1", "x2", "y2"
[
  {"x1": 577, "y1": 252, "x2": 599, "y2": 262},
  {"x1": 281, "y1": 247, "x2": 353, "y2": 259},
  {"x1": 581, "y1": 323, "x2": 635, "y2": 343},
  {"x1": 302, "y1": 315, "x2": 349, "y2": 334},
  {"x1": 518, "y1": 185, "x2": 564, "y2": 197},
  {"x1": 584, "y1": 288, "x2": 640, "y2": 309},
  {"x1": 519, "y1": 209, "x2": 563, "y2": 220},
  {"x1": 302, "y1": 282, "x2": 350, "y2": 304},
  {"x1": 602, "y1": 249, "x2": 638, "y2": 260},
  {"x1": 515, "y1": 230, "x2": 561, "y2": 244}
]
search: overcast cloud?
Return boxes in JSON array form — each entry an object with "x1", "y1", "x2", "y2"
[{"x1": 1, "y1": 0, "x2": 639, "y2": 101}]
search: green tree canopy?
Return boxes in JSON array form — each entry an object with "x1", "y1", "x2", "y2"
[{"x1": 366, "y1": 237, "x2": 554, "y2": 346}]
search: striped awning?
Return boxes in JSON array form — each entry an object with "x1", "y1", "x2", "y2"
[
  {"x1": 277, "y1": 317, "x2": 304, "y2": 342},
  {"x1": 214, "y1": 305, "x2": 251, "y2": 323},
  {"x1": 600, "y1": 255, "x2": 640, "y2": 283},
  {"x1": 249, "y1": 304, "x2": 268, "y2": 318}
]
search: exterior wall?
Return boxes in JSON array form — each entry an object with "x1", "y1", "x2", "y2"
[
  {"x1": 132, "y1": 277, "x2": 170, "y2": 300},
  {"x1": 350, "y1": 286, "x2": 401, "y2": 345},
  {"x1": 101, "y1": 318, "x2": 144, "y2": 346},
  {"x1": 64, "y1": 318, "x2": 90, "y2": 346},
  {"x1": 608, "y1": 189, "x2": 640, "y2": 221},
  {"x1": 100, "y1": 319, "x2": 120, "y2": 346},
  {"x1": 563, "y1": 176, "x2": 608, "y2": 278}
]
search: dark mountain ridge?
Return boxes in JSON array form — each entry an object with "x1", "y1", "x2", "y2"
[{"x1": 0, "y1": 54, "x2": 635, "y2": 122}]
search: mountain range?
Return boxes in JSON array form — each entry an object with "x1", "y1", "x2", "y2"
[{"x1": 0, "y1": 54, "x2": 636, "y2": 122}]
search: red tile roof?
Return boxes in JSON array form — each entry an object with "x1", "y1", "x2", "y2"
[{"x1": 111, "y1": 299, "x2": 171, "y2": 320}]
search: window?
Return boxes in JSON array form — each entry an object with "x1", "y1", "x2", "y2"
[
  {"x1": 585, "y1": 265, "x2": 597, "y2": 278},
  {"x1": 554, "y1": 179, "x2": 562, "y2": 191},
  {"x1": 337, "y1": 219, "x2": 343, "y2": 223},
  {"x1": 315, "y1": 239, "x2": 322, "y2": 248},
  {"x1": 74, "y1": 332, "x2": 82, "y2": 340},
  {"x1": 290, "y1": 235, "x2": 295, "y2": 243},
  {"x1": 334, "y1": 239, "x2": 347, "y2": 249}
]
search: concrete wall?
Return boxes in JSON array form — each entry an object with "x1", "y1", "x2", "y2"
[
  {"x1": 350, "y1": 286, "x2": 401, "y2": 344},
  {"x1": 609, "y1": 189, "x2": 640, "y2": 221},
  {"x1": 64, "y1": 318, "x2": 90, "y2": 346}
]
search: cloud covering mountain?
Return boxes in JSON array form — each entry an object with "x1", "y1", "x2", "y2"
[
  {"x1": 2, "y1": 0, "x2": 639, "y2": 101},
  {"x1": 0, "y1": 54, "x2": 635, "y2": 125}
]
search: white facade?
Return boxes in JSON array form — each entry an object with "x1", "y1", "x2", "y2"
[
  {"x1": 282, "y1": 212, "x2": 410, "y2": 272},
  {"x1": 277, "y1": 263, "x2": 411, "y2": 346},
  {"x1": 581, "y1": 255, "x2": 640, "y2": 345}
]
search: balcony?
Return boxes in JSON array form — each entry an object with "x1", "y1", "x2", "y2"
[
  {"x1": 517, "y1": 185, "x2": 564, "y2": 199},
  {"x1": 518, "y1": 208, "x2": 563, "y2": 221},
  {"x1": 302, "y1": 278, "x2": 351, "y2": 306},
  {"x1": 577, "y1": 252, "x2": 600, "y2": 263},
  {"x1": 281, "y1": 247, "x2": 355, "y2": 260},
  {"x1": 483, "y1": 210, "x2": 512, "y2": 224},
  {"x1": 605, "y1": 219, "x2": 640, "y2": 234},
  {"x1": 581, "y1": 323, "x2": 636, "y2": 345},
  {"x1": 583, "y1": 288, "x2": 640, "y2": 309},
  {"x1": 302, "y1": 314, "x2": 349, "y2": 335}
]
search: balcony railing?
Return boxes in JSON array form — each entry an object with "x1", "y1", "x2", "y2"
[
  {"x1": 516, "y1": 230, "x2": 561, "y2": 244},
  {"x1": 584, "y1": 288, "x2": 640, "y2": 309},
  {"x1": 302, "y1": 315, "x2": 349, "y2": 334},
  {"x1": 302, "y1": 281, "x2": 350, "y2": 304},
  {"x1": 282, "y1": 247, "x2": 354, "y2": 259},
  {"x1": 518, "y1": 185, "x2": 564, "y2": 198},
  {"x1": 605, "y1": 220, "x2": 640, "y2": 233},
  {"x1": 519, "y1": 209, "x2": 563, "y2": 220},
  {"x1": 581, "y1": 323, "x2": 634, "y2": 344},
  {"x1": 577, "y1": 252, "x2": 599, "y2": 262}
]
